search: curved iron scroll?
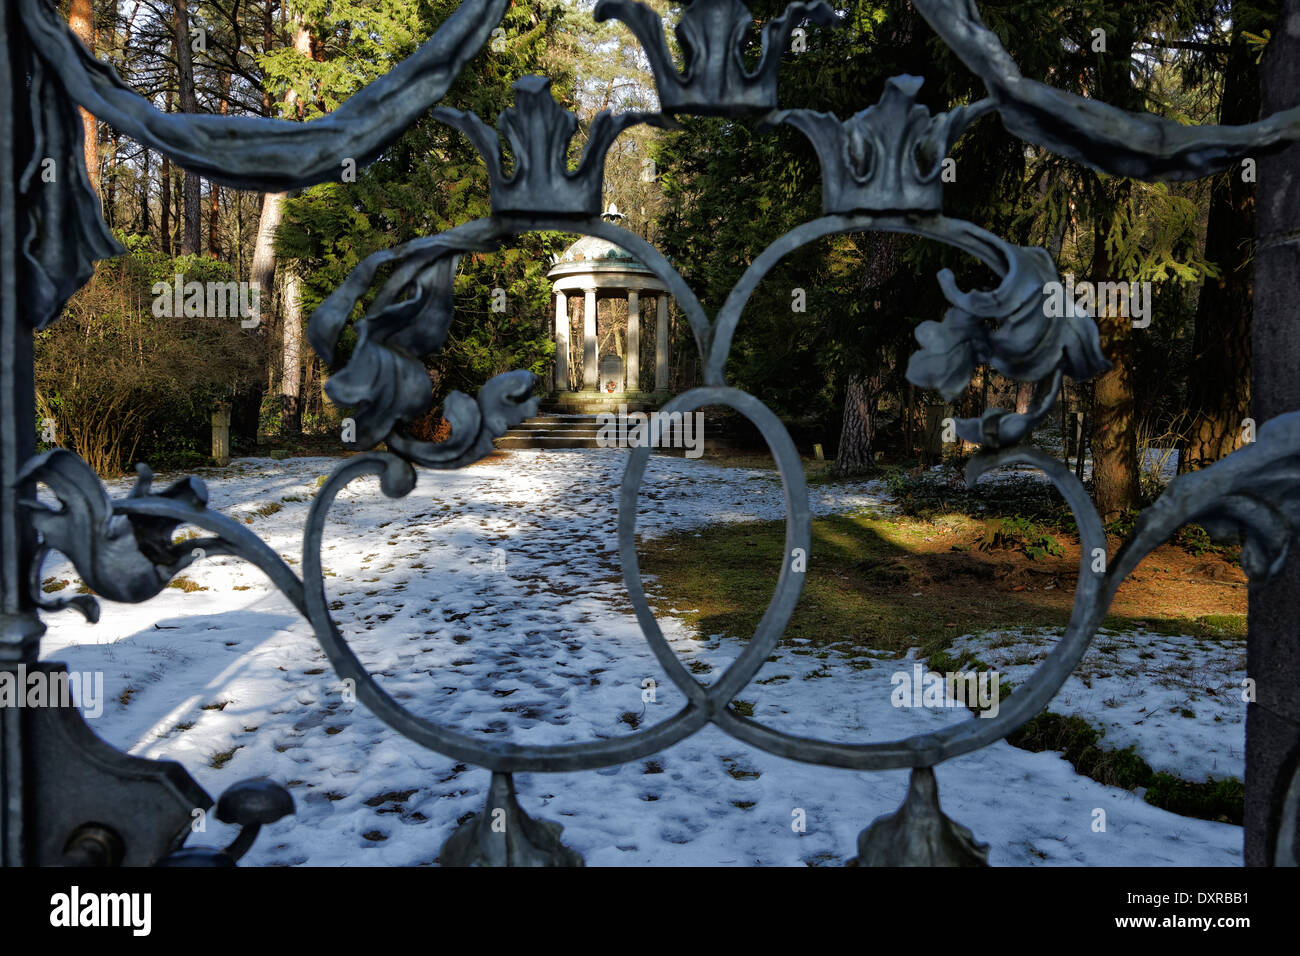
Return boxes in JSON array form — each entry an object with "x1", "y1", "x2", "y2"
[{"x1": 16, "y1": 0, "x2": 1300, "y2": 866}]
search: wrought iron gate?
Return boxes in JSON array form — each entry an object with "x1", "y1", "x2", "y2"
[{"x1": 2, "y1": 0, "x2": 1299, "y2": 866}]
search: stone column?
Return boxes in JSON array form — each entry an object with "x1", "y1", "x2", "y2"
[
  {"x1": 655, "y1": 295, "x2": 669, "y2": 392},
  {"x1": 554, "y1": 291, "x2": 569, "y2": 392},
  {"x1": 583, "y1": 287, "x2": 598, "y2": 391},
  {"x1": 626, "y1": 290, "x2": 640, "y2": 393}
]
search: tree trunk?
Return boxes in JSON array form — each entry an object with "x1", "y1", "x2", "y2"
[
  {"x1": 1246, "y1": 0, "x2": 1300, "y2": 868},
  {"x1": 248, "y1": 197, "x2": 280, "y2": 295},
  {"x1": 281, "y1": 269, "x2": 304, "y2": 438},
  {"x1": 1088, "y1": 24, "x2": 1141, "y2": 521},
  {"x1": 836, "y1": 372, "x2": 881, "y2": 474},
  {"x1": 1015, "y1": 381, "x2": 1032, "y2": 415},
  {"x1": 1179, "y1": 22, "x2": 1261, "y2": 473},
  {"x1": 68, "y1": 0, "x2": 97, "y2": 195},
  {"x1": 208, "y1": 69, "x2": 231, "y2": 259},
  {"x1": 1090, "y1": 212, "x2": 1140, "y2": 519},
  {"x1": 275, "y1": 16, "x2": 317, "y2": 440},
  {"x1": 172, "y1": 0, "x2": 202, "y2": 256},
  {"x1": 160, "y1": 91, "x2": 172, "y2": 255},
  {"x1": 137, "y1": 146, "x2": 151, "y2": 235}
]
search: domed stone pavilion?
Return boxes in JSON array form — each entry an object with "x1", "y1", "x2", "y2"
[{"x1": 547, "y1": 205, "x2": 672, "y2": 397}]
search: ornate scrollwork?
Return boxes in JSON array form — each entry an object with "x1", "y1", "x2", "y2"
[
  {"x1": 439, "y1": 773, "x2": 582, "y2": 867},
  {"x1": 906, "y1": 243, "x2": 1109, "y2": 448},
  {"x1": 911, "y1": 0, "x2": 1300, "y2": 180},
  {"x1": 15, "y1": 0, "x2": 510, "y2": 329},
  {"x1": 19, "y1": 451, "x2": 210, "y2": 619},
  {"x1": 306, "y1": 219, "x2": 539, "y2": 466},
  {"x1": 1111, "y1": 410, "x2": 1300, "y2": 584},
  {"x1": 19, "y1": 448, "x2": 309, "y2": 624},
  {"x1": 18, "y1": 0, "x2": 1300, "y2": 867}
]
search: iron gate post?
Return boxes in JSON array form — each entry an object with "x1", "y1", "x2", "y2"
[
  {"x1": 1246, "y1": 0, "x2": 1300, "y2": 866},
  {"x1": 0, "y1": 0, "x2": 46, "y2": 867}
]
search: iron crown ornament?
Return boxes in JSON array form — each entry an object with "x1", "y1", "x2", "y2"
[
  {"x1": 594, "y1": 0, "x2": 837, "y2": 115},
  {"x1": 432, "y1": 76, "x2": 661, "y2": 218},
  {"x1": 771, "y1": 76, "x2": 996, "y2": 215}
]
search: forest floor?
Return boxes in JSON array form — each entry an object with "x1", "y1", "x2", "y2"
[{"x1": 36, "y1": 449, "x2": 1247, "y2": 865}]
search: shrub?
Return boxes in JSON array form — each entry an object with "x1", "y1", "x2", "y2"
[{"x1": 36, "y1": 242, "x2": 269, "y2": 476}]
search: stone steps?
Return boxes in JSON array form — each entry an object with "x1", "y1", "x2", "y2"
[{"x1": 495, "y1": 411, "x2": 735, "y2": 453}]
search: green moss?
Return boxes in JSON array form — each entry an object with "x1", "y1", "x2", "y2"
[
  {"x1": 1145, "y1": 773, "x2": 1244, "y2": 825},
  {"x1": 1008, "y1": 712, "x2": 1153, "y2": 791},
  {"x1": 1008, "y1": 711, "x2": 1244, "y2": 824}
]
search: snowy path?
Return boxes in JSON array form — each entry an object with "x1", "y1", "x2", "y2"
[{"x1": 38, "y1": 451, "x2": 1244, "y2": 865}]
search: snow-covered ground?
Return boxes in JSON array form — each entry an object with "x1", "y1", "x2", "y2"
[
  {"x1": 37, "y1": 451, "x2": 1244, "y2": 866},
  {"x1": 948, "y1": 629, "x2": 1245, "y2": 782}
]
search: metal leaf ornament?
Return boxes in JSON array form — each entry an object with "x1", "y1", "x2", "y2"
[
  {"x1": 309, "y1": 225, "x2": 539, "y2": 468},
  {"x1": 1120, "y1": 409, "x2": 1300, "y2": 583},
  {"x1": 19, "y1": 450, "x2": 208, "y2": 619},
  {"x1": 908, "y1": 245, "x2": 1109, "y2": 401}
]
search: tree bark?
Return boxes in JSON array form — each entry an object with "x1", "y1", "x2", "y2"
[
  {"x1": 262, "y1": 14, "x2": 316, "y2": 440},
  {"x1": 68, "y1": 0, "x2": 98, "y2": 195},
  {"x1": 1246, "y1": 0, "x2": 1300, "y2": 868},
  {"x1": 1088, "y1": 23, "x2": 1141, "y2": 521},
  {"x1": 1179, "y1": 20, "x2": 1260, "y2": 473},
  {"x1": 208, "y1": 69, "x2": 231, "y2": 258},
  {"x1": 160, "y1": 90, "x2": 172, "y2": 255},
  {"x1": 171, "y1": 0, "x2": 202, "y2": 255},
  {"x1": 281, "y1": 269, "x2": 304, "y2": 438},
  {"x1": 1090, "y1": 211, "x2": 1140, "y2": 519},
  {"x1": 836, "y1": 373, "x2": 881, "y2": 474},
  {"x1": 1015, "y1": 381, "x2": 1032, "y2": 415}
]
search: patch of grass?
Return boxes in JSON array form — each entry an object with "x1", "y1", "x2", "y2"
[
  {"x1": 730, "y1": 699, "x2": 755, "y2": 718},
  {"x1": 639, "y1": 512, "x2": 1068, "y2": 656},
  {"x1": 41, "y1": 577, "x2": 68, "y2": 593},
  {"x1": 364, "y1": 790, "x2": 417, "y2": 808},
  {"x1": 1194, "y1": 614, "x2": 1247, "y2": 639},
  {"x1": 252, "y1": 501, "x2": 283, "y2": 518},
  {"x1": 1007, "y1": 711, "x2": 1244, "y2": 824},
  {"x1": 1145, "y1": 773, "x2": 1244, "y2": 825},
  {"x1": 1008, "y1": 712, "x2": 1152, "y2": 790},
  {"x1": 167, "y1": 576, "x2": 207, "y2": 592},
  {"x1": 211, "y1": 745, "x2": 243, "y2": 769},
  {"x1": 639, "y1": 508, "x2": 1244, "y2": 657}
]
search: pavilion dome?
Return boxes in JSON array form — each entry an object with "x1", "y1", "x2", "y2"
[{"x1": 549, "y1": 235, "x2": 655, "y2": 277}]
